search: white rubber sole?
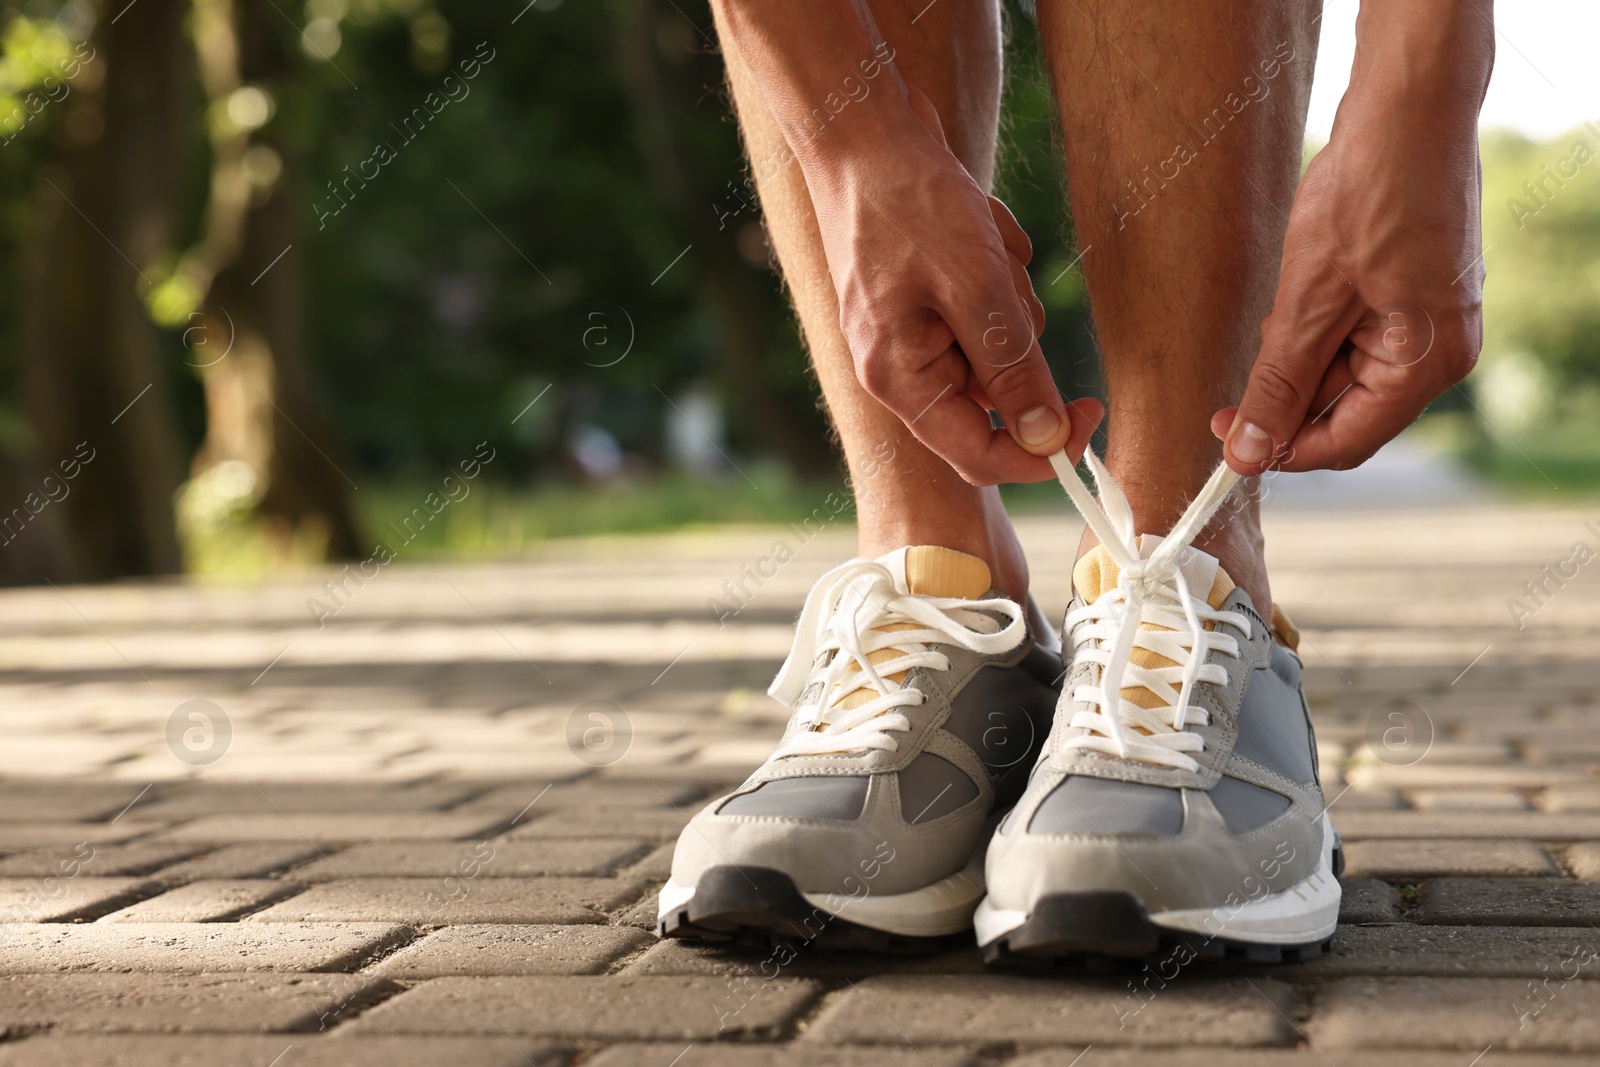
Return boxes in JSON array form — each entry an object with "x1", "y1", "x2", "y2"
[{"x1": 975, "y1": 813, "x2": 1342, "y2": 948}]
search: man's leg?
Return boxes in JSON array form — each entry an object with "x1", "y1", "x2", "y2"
[
  {"x1": 1038, "y1": 0, "x2": 1320, "y2": 613},
  {"x1": 712, "y1": 0, "x2": 1031, "y2": 600}
]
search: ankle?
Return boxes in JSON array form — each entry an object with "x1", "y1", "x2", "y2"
[{"x1": 857, "y1": 488, "x2": 1029, "y2": 603}]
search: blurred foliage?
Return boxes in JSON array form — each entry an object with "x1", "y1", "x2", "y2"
[
  {"x1": 0, "y1": 0, "x2": 1594, "y2": 573},
  {"x1": 1471, "y1": 123, "x2": 1600, "y2": 491}
]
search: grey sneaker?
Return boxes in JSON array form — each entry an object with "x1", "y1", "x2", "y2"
[
  {"x1": 976, "y1": 453, "x2": 1341, "y2": 965},
  {"x1": 659, "y1": 545, "x2": 1061, "y2": 951}
]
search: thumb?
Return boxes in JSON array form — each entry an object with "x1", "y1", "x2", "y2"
[{"x1": 1226, "y1": 306, "x2": 1355, "y2": 473}]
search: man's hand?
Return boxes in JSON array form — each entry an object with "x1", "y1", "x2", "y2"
[
  {"x1": 810, "y1": 87, "x2": 1101, "y2": 485},
  {"x1": 1216, "y1": 1, "x2": 1493, "y2": 474}
]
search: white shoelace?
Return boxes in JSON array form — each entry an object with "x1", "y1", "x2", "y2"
[
  {"x1": 1047, "y1": 450, "x2": 1251, "y2": 772},
  {"x1": 767, "y1": 560, "x2": 1026, "y2": 758}
]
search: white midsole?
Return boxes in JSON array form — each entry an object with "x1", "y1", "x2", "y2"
[
  {"x1": 975, "y1": 813, "x2": 1342, "y2": 947},
  {"x1": 659, "y1": 855, "x2": 987, "y2": 939}
]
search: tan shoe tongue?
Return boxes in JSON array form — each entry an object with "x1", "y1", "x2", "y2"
[
  {"x1": 878, "y1": 545, "x2": 992, "y2": 599},
  {"x1": 1071, "y1": 539, "x2": 1233, "y2": 611},
  {"x1": 825, "y1": 546, "x2": 992, "y2": 716},
  {"x1": 1070, "y1": 539, "x2": 1235, "y2": 713}
]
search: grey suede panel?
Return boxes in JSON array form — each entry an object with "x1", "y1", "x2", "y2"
[
  {"x1": 1208, "y1": 773, "x2": 1292, "y2": 834},
  {"x1": 942, "y1": 660, "x2": 1058, "y2": 777},
  {"x1": 982, "y1": 588, "x2": 1331, "y2": 916},
  {"x1": 1232, "y1": 663, "x2": 1317, "y2": 785},
  {"x1": 669, "y1": 596, "x2": 1049, "y2": 897},
  {"x1": 899, "y1": 752, "x2": 980, "y2": 825},
  {"x1": 985, "y1": 776, "x2": 1326, "y2": 915},
  {"x1": 717, "y1": 775, "x2": 870, "y2": 820},
  {"x1": 1026, "y1": 775, "x2": 1183, "y2": 836}
]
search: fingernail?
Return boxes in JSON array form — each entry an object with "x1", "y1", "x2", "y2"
[
  {"x1": 1016, "y1": 406, "x2": 1063, "y2": 448},
  {"x1": 1229, "y1": 421, "x2": 1273, "y2": 465}
]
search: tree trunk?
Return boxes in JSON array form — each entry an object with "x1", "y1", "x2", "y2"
[
  {"x1": 16, "y1": 0, "x2": 192, "y2": 580},
  {"x1": 178, "y1": 0, "x2": 363, "y2": 560}
]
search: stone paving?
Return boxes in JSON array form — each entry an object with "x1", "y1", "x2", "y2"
[{"x1": 0, "y1": 501, "x2": 1598, "y2": 1064}]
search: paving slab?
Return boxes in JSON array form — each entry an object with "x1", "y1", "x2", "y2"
[
  {"x1": 452, "y1": 781, "x2": 706, "y2": 817},
  {"x1": 1009, "y1": 1052, "x2": 1599, "y2": 1067},
  {"x1": 1566, "y1": 843, "x2": 1600, "y2": 878},
  {"x1": 1337, "y1": 879, "x2": 1404, "y2": 923},
  {"x1": 347, "y1": 974, "x2": 822, "y2": 1040},
  {"x1": 0, "y1": 1035, "x2": 567, "y2": 1067},
  {"x1": 289, "y1": 839, "x2": 652, "y2": 881},
  {"x1": 0, "y1": 877, "x2": 157, "y2": 922},
  {"x1": 151, "y1": 843, "x2": 324, "y2": 883},
  {"x1": 155, "y1": 813, "x2": 507, "y2": 844},
  {"x1": 131, "y1": 783, "x2": 482, "y2": 820},
  {"x1": 1283, "y1": 924, "x2": 1600, "y2": 978},
  {"x1": 587, "y1": 1047, "x2": 979, "y2": 1067},
  {"x1": 1333, "y1": 811, "x2": 1600, "y2": 841},
  {"x1": 506, "y1": 807, "x2": 692, "y2": 841},
  {"x1": 0, "y1": 821, "x2": 168, "y2": 850},
  {"x1": 0, "y1": 784, "x2": 152, "y2": 822},
  {"x1": 1342, "y1": 839, "x2": 1559, "y2": 878},
  {"x1": 0, "y1": 922, "x2": 413, "y2": 972},
  {"x1": 1417, "y1": 878, "x2": 1600, "y2": 925},
  {"x1": 0, "y1": 973, "x2": 395, "y2": 1033},
  {"x1": 373, "y1": 923, "x2": 653, "y2": 977},
  {"x1": 245, "y1": 877, "x2": 646, "y2": 925},
  {"x1": 1544, "y1": 784, "x2": 1600, "y2": 812},
  {"x1": 801, "y1": 974, "x2": 1301, "y2": 1047},
  {"x1": 626, "y1": 843, "x2": 675, "y2": 880},
  {"x1": 1308, "y1": 976, "x2": 1600, "y2": 1051},
  {"x1": 98, "y1": 880, "x2": 306, "y2": 922},
  {"x1": 0, "y1": 842, "x2": 203, "y2": 878}
]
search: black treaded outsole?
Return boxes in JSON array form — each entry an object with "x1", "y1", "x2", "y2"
[
  {"x1": 980, "y1": 890, "x2": 1332, "y2": 970},
  {"x1": 982, "y1": 845, "x2": 1346, "y2": 971},
  {"x1": 658, "y1": 865, "x2": 965, "y2": 955}
]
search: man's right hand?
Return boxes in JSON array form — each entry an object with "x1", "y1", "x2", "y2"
[{"x1": 807, "y1": 86, "x2": 1101, "y2": 485}]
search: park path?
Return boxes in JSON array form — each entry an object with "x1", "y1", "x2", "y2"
[{"x1": 0, "y1": 500, "x2": 1598, "y2": 1064}]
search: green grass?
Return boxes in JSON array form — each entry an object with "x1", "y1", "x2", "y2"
[{"x1": 353, "y1": 467, "x2": 856, "y2": 558}]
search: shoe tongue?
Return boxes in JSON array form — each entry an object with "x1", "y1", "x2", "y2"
[
  {"x1": 821, "y1": 546, "x2": 991, "y2": 717},
  {"x1": 1070, "y1": 538, "x2": 1236, "y2": 714},
  {"x1": 1071, "y1": 537, "x2": 1233, "y2": 610},
  {"x1": 875, "y1": 545, "x2": 992, "y2": 599}
]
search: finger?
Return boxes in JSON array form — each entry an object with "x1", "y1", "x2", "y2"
[
  {"x1": 988, "y1": 196, "x2": 1033, "y2": 266},
  {"x1": 949, "y1": 288, "x2": 1071, "y2": 458},
  {"x1": 1214, "y1": 346, "x2": 1356, "y2": 443},
  {"x1": 1005, "y1": 247, "x2": 1046, "y2": 338},
  {"x1": 1273, "y1": 380, "x2": 1427, "y2": 472},
  {"x1": 1226, "y1": 265, "x2": 1363, "y2": 473},
  {"x1": 900, "y1": 346, "x2": 1057, "y2": 484},
  {"x1": 1303, "y1": 345, "x2": 1357, "y2": 426}
]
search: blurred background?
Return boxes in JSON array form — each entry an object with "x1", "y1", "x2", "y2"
[{"x1": 0, "y1": 0, "x2": 1593, "y2": 585}]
